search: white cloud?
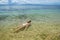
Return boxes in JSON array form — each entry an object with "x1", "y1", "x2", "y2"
[
  {"x1": 0, "y1": 0, "x2": 60, "y2": 4},
  {"x1": 12, "y1": 0, "x2": 28, "y2": 4},
  {"x1": 0, "y1": 0, "x2": 8, "y2": 4},
  {"x1": 12, "y1": 0, "x2": 60, "y2": 4}
]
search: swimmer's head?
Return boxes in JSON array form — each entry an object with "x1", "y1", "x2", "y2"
[{"x1": 27, "y1": 20, "x2": 31, "y2": 23}]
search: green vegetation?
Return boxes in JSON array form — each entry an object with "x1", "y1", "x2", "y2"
[{"x1": 0, "y1": 13, "x2": 60, "y2": 40}]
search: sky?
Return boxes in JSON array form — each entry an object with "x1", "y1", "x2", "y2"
[{"x1": 0, "y1": 0, "x2": 60, "y2": 4}]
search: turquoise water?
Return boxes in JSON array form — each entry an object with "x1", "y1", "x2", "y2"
[
  {"x1": 0, "y1": 8, "x2": 60, "y2": 22},
  {"x1": 0, "y1": 9, "x2": 60, "y2": 15},
  {"x1": 0, "y1": 6, "x2": 60, "y2": 33},
  {"x1": 0, "y1": 6, "x2": 60, "y2": 40},
  {"x1": 0, "y1": 6, "x2": 60, "y2": 22}
]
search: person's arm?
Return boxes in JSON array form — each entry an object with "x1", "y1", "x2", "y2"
[
  {"x1": 24, "y1": 25, "x2": 28, "y2": 31},
  {"x1": 24, "y1": 23, "x2": 31, "y2": 30}
]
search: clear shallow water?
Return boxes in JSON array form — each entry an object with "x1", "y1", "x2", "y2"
[
  {"x1": 0, "y1": 6, "x2": 60, "y2": 22},
  {"x1": 0, "y1": 8, "x2": 60, "y2": 15},
  {"x1": 0, "y1": 6, "x2": 60, "y2": 40}
]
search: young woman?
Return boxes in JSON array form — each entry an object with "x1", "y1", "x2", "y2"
[{"x1": 14, "y1": 20, "x2": 31, "y2": 33}]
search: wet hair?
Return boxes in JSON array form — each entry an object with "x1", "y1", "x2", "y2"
[{"x1": 27, "y1": 20, "x2": 31, "y2": 23}]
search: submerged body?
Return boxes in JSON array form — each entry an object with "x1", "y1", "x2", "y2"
[{"x1": 14, "y1": 20, "x2": 31, "y2": 33}]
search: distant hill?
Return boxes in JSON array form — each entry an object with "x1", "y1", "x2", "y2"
[{"x1": 0, "y1": 4, "x2": 60, "y2": 6}]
